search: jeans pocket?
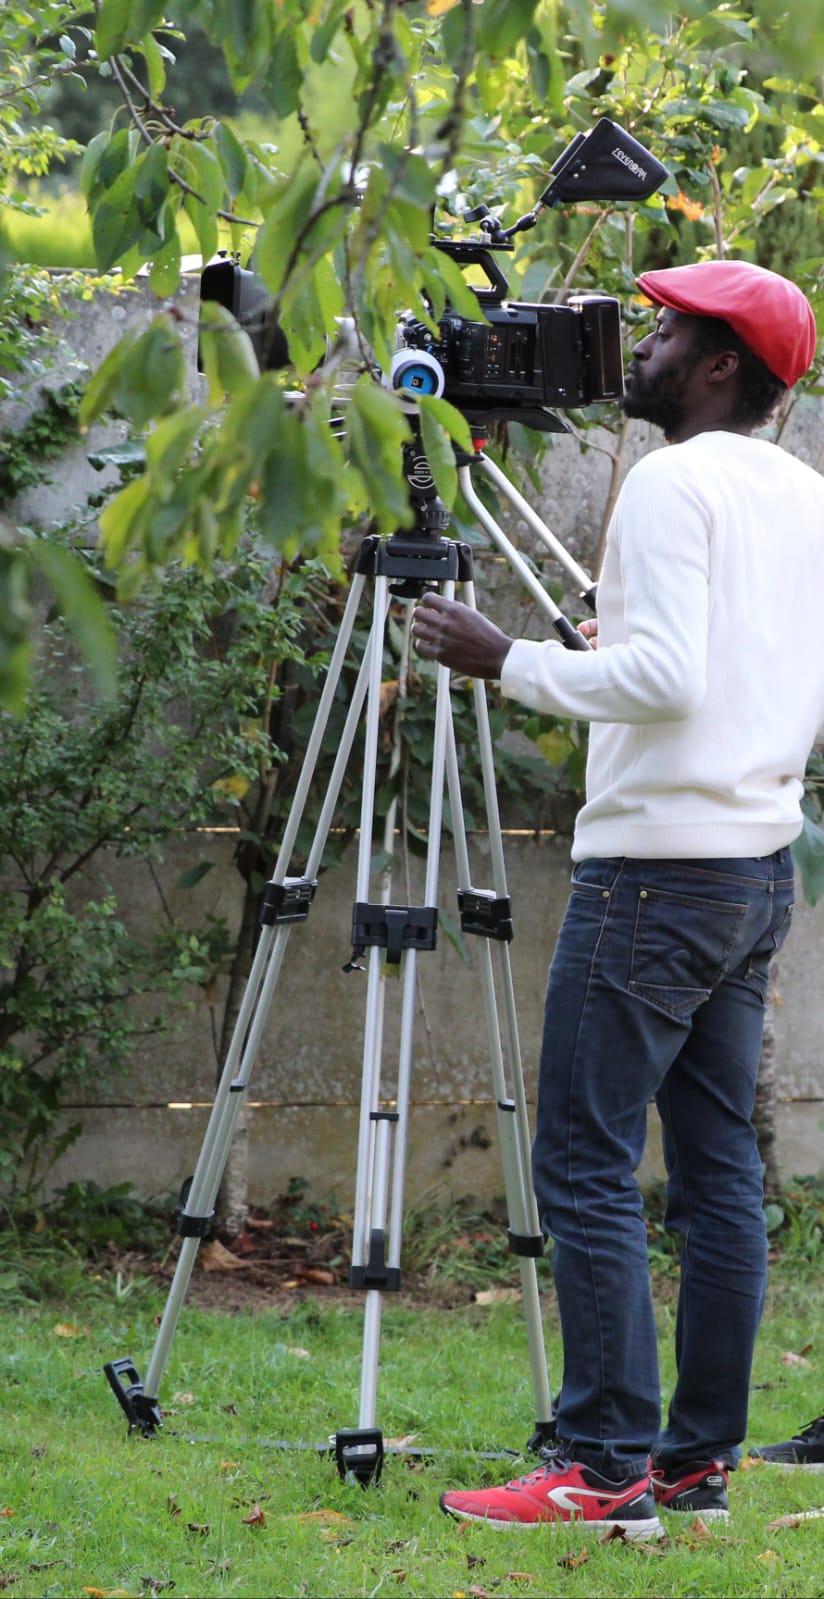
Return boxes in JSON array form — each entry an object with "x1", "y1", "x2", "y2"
[
  {"x1": 628, "y1": 886, "x2": 747, "y2": 1020},
  {"x1": 744, "y1": 901, "x2": 794, "y2": 999}
]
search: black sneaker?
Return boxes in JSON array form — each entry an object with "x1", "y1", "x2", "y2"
[
  {"x1": 748, "y1": 1414, "x2": 824, "y2": 1469},
  {"x1": 650, "y1": 1459, "x2": 730, "y2": 1520}
]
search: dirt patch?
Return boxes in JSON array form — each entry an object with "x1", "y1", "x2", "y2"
[{"x1": 119, "y1": 1207, "x2": 484, "y2": 1315}]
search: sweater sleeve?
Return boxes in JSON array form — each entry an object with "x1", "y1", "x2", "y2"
[{"x1": 499, "y1": 453, "x2": 712, "y2": 725}]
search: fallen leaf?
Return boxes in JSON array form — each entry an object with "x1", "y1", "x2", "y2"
[
  {"x1": 199, "y1": 1239, "x2": 248, "y2": 1273},
  {"x1": 245, "y1": 1216, "x2": 276, "y2": 1231},
  {"x1": 387, "y1": 1433, "x2": 420, "y2": 1450},
  {"x1": 767, "y1": 1508, "x2": 824, "y2": 1528},
  {"x1": 242, "y1": 1503, "x2": 266, "y2": 1527},
  {"x1": 467, "y1": 1587, "x2": 490, "y2": 1597},
  {"x1": 688, "y1": 1514, "x2": 711, "y2": 1539},
  {"x1": 757, "y1": 1549, "x2": 779, "y2": 1562},
  {"x1": 167, "y1": 1496, "x2": 181, "y2": 1518},
  {"x1": 292, "y1": 1265, "x2": 336, "y2": 1286},
  {"x1": 186, "y1": 1523, "x2": 209, "y2": 1536},
  {"x1": 739, "y1": 1454, "x2": 764, "y2": 1470},
  {"x1": 0, "y1": 1509, "x2": 13, "y2": 1518},
  {"x1": 81, "y1": 1590, "x2": 133, "y2": 1597},
  {"x1": 220, "y1": 1460, "x2": 240, "y2": 1472},
  {"x1": 298, "y1": 1509, "x2": 351, "y2": 1526},
  {"x1": 171, "y1": 1392, "x2": 196, "y2": 1406},
  {"x1": 780, "y1": 1350, "x2": 811, "y2": 1368},
  {"x1": 286, "y1": 1346, "x2": 312, "y2": 1360},
  {"x1": 0, "y1": 1579, "x2": 18, "y2": 1593},
  {"x1": 505, "y1": 1574, "x2": 536, "y2": 1584},
  {"x1": 599, "y1": 1524, "x2": 628, "y2": 1543},
  {"x1": 466, "y1": 1553, "x2": 485, "y2": 1570},
  {"x1": 557, "y1": 1548, "x2": 589, "y2": 1569},
  {"x1": 473, "y1": 1287, "x2": 522, "y2": 1306},
  {"x1": 53, "y1": 1322, "x2": 87, "y2": 1338}
]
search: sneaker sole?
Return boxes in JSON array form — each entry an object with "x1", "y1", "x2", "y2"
[
  {"x1": 748, "y1": 1458, "x2": 824, "y2": 1471},
  {"x1": 659, "y1": 1504, "x2": 730, "y2": 1522},
  {"x1": 440, "y1": 1502, "x2": 664, "y2": 1541}
]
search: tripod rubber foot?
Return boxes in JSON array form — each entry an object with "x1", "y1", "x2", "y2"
[{"x1": 334, "y1": 1427, "x2": 384, "y2": 1485}]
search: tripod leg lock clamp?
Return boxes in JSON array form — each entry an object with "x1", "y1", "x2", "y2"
[
  {"x1": 457, "y1": 888, "x2": 514, "y2": 942},
  {"x1": 507, "y1": 1228, "x2": 545, "y2": 1258},
  {"x1": 260, "y1": 877, "x2": 318, "y2": 926},
  {"x1": 351, "y1": 902, "x2": 438, "y2": 966},
  {"x1": 175, "y1": 1175, "x2": 214, "y2": 1238},
  {"x1": 349, "y1": 1226, "x2": 402, "y2": 1291}
]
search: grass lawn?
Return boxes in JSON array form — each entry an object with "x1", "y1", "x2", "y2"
[{"x1": 2, "y1": 1237, "x2": 824, "y2": 1599}]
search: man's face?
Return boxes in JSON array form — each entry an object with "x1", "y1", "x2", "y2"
[{"x1": 620, "y1": 308, "x2": 699, "y2": 440}]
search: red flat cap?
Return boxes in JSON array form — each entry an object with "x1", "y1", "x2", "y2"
[{"x1": 636, "y1": 260, "x2": 817, "y2": 387}]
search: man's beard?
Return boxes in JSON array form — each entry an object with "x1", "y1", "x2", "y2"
[{"x1": 620, "y1": 361, "x2": 691, "y2": 440}]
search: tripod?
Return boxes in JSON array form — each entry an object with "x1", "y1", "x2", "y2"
[{"x1": 104, "y1": 429, "x2": 595, "y2": 1483}]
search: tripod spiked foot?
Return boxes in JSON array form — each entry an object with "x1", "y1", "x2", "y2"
[
  {"x1": 334, "y1": 1427, "x2": 385, "y2": 1485},
  {"x1": 104, "y1": 1358, "x2": 162, "y2": 1436}
]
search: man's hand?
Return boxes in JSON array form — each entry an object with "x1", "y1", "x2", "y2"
[{"x1": 411, "y1": 591, "x2": 513, "y2": 679}]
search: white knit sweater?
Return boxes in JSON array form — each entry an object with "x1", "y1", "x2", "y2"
[{"x1": 500, "y1": 430, "x2": 824, "y2": 861}]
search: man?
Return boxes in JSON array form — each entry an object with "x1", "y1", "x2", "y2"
[{"x1": 411, "y1": 259, "x2": 824, "y2": 1540}]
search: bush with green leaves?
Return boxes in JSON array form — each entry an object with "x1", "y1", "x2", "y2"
[{"x1": 0, "y1": 535, "x2": 323, "y2": 1193}]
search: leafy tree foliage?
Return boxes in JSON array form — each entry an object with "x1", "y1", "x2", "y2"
[{"x1": 2, "y1": 0, "x2": 823, "y2": 710}]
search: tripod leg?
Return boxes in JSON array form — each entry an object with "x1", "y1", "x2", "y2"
[
  {"x1": 104, "y1": 571, "x2": 390, "y2": 1433},
  {"x1": 338, "y1": 590, "x2": 454, "y2": 1482},
  {"x1": 442, "y1": 580, "x2": 555, "y2": 1450}
]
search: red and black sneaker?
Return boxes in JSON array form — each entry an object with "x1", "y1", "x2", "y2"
[
  {"x1": 650, "y1": 1459, "x2": 729, "y2": 1521},
  {"x1": 440, "y1": 1450, "x2": 663, "y2": 1541}
]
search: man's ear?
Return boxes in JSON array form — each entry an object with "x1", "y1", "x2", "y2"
[{"x1": 705, "y1": 349, "x2": 740, "y2": 386}]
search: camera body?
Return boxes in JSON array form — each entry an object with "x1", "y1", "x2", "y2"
[{"x1": 395, "y1": 288, "x2": 624, "y2": 420}]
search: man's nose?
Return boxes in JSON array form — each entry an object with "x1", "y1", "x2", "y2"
[{"x1": 631, "y1": 330, "x2": 654, "y2": 360}]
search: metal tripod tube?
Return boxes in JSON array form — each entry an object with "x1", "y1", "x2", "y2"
[
  {"x1": 140, "y1": 574, "x2": 385, "y2": 1407},
  {"x1": 442, "y1": 619, "x2": 551, "y2": 1431},
  {"x1": 458, "y1": 466, "x2": 568, "y2": 627},
  {"x1": 350, "y1": 577, "x2": 393, "y2": 1269},
  {"x1": 478, "y1": 452, "x2": 594, "y2": 600},
  {"x1": 352, "y1": 608, "x2": 454, "y2": 1431}
]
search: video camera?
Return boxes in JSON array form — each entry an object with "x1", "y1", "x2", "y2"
[{"x1": 200, "y1": 120, "x2": 669, "y2": 432}]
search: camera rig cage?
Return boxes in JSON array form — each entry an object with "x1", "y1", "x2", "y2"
[{"x1": 200, "y1": 118, "x2": 669, "y2": 432}]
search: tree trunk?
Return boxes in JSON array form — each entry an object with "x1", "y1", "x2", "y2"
[{"x1": 754, "y1": 959, "x2": 781, "y2": 1202}]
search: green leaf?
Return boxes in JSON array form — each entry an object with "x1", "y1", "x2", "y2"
[
  {"x1": 214, "y1": 122, "x2": 248, "y2": 201},
  {"x1": 91, "y1": 164, "x2": 144, "y2": 271},
  {"x1": 175, "y1": 862, "x2": 215, "y2": 890},
  {"x1": 29, "y1": 543, "x2": 117, "y2": 701},
  {"x1": 115, "y1": 318, "x2": 186, "y2": 427},
  {"x1": 266, "y1": 23, "x2": 302, "y2": 118},
  {"x1": 476, "y1": 0, "x2": 540, "y2": 57},
  {"x1": 145, "y1": 409, "x2": 205, "y2": 495},
  {"x1": 98, "y1": 473, "x2": 153, "y2": 565},
  {"x1": 792, "y1": 814, "x2": 824, "y2": 905},
  {"x1": 347, "y1": 379, "x2": 412, "y2": 531},
  {"x1": 199, "y1": 301, "x2": 261, "y2": 403},
  {"x1": 417, "y1": 399, "x2": 458, "y2": 509},
  {"x1": 95, "y1": 0, "x2": 167, "y2": 59}
]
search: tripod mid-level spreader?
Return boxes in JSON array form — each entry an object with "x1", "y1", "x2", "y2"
[{"x1": 104, "y1": 427, "x2": 595, "y2": 1483}]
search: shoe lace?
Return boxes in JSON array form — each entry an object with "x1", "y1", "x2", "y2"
[
  {"x1": 530, "y1": 1445, "x2": 573, "y2": 1478},
  {"x1": 795, "y1": 1414, "x2": 824, "y2": 1442}
]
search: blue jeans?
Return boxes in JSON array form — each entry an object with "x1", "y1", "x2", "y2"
[{"x1": 532, "y1": 850, "x2": 795, "y2": 1479}]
